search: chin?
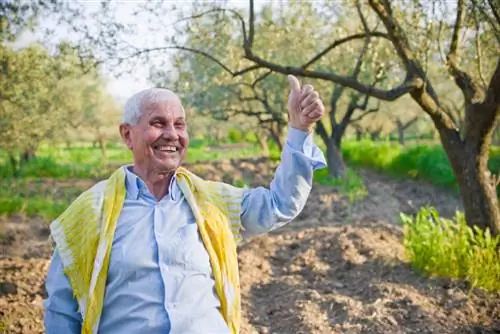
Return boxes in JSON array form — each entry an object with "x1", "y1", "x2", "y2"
[{"x1": 155, "y1": 160, "x2": 180, "y2": 172}]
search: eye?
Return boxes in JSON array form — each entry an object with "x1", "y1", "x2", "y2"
[
  {"x1": 151, "y1": 120, "x2": 163, "y2": 128},
  {"x1": 175, "y1": 121, "x2": 186, "y2": 129}
]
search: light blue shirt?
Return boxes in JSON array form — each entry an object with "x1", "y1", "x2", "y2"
[{"x1": 44, "y1": 127, "x2": 326, "y2": 334}]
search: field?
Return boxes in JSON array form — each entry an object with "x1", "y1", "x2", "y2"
[{"x1": 0, "y1": 141, "x2": 499, "y2": 333}]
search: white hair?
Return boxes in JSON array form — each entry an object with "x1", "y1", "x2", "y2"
[{"x1": 123, "y1": 87, "x2": 183, "y2": 125}]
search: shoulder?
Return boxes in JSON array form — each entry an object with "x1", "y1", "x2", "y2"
[{"x1": 178, "y1": 167, "x2": 246, "y2": 194}]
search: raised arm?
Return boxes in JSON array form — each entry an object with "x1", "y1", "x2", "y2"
[{"x1": 240, "y1": 75, "x2": 327, "y2": 238}]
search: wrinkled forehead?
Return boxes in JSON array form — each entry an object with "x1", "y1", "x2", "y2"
[{"x1": 140, "y1": 94, "x2": 186, "y2": 118}]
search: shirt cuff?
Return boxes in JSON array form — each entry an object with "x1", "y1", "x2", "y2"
[{"x1": 285, "y1": 126, "x2": 327, "y2": 170}]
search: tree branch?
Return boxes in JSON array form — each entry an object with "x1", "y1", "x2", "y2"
[
  {"x1": 488, "y1": 0, "x2": 500, "y2": 25},
  {"x1": 464, "y1": 59, "x2": 500, "y2": 144},
  {"x1": 175, "y1": 8, "x2": 247, "y2": 45},
  {"x1": 368, "y1": 0, "x2": 417, "y2": 73},
  {"x1": 247, "y1": 0, "x2": 255, "y2": 50},
  {"x1": 446, "y1": 0, "x2": 485, "y2": 105},
  {"x1": 244, "y1": 50, "x2": 422, "y2": 101},
  {"x1": 329, "y1": 85, "x2": 344, "y2": 128},
  {"x1": 471, "y1": 0, "x2": 500, "y2": 43},
  {"x1": 401, "y1": 115, "x2": 419, "y2": 130},
  {"x1": 449, "y1": 0, "x2": 465, "y2": 61},
  {"x1": 251, "y1": 70, "x2": 273, "y2": 88},
  {"x1": 473, "y1": 11, "x2": 487, "y2": 88},
  {"x1": 300, "y1": 31, "x2": 389, "y2": 69},
  {"x1": 349, "y1": 107, "x2": 379, "y2": 124},
  {"x1": 315, "y1": 119, "x2": 330, "y2": 145},
  {"x1": 118, "y1": 45, "x2": 261, "y2": 77}
]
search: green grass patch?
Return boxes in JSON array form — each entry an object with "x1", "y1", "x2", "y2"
[
  {"x1": 314, "y1": 168, "x2": 368, "y2": 202},
  {"x1": 0, "y1": 179, "x2": 88, "y2": 220},
  {"x1": 342, "y1": 140, "x2": 500, "y2": 192},
  {"x1": 401, "y1": 207, "x2": 500, "y2": 293},
  {"x1": 0, "y1": 196, "x2": 68, "y2": 220}
]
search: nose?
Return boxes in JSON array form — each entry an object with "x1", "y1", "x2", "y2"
[{"x1": 162, "y1": 123, "x2": 178, "y2": 141}]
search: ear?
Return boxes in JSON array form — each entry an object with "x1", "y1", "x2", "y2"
[{"x1": 119, "y1": 124, "x2": 133, "y2": 149}]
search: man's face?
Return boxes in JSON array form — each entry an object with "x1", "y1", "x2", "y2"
[{"x1": 120, "y1": 98, "x2": 189, "y2": 174}]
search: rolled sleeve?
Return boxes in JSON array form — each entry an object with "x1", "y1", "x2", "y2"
[
  {"x1": 286, "y1": 127, "x2": 327, "y2": 170},
  {"x1": 240, "y1": 127, "x2": 327, "y2": 238}
]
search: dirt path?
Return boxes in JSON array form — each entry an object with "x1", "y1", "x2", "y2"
[{"x1": 1, "y1": 159, "x2": 498, "y2": 333}]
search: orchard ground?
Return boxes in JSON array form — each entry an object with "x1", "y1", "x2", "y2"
[{"x1": 0, "y1": 157, "x2": 499, "y2": 334}]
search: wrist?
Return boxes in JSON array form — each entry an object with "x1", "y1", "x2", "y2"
[{"x1": 290, "y1": 124, "x2": 313, "y2": 133}]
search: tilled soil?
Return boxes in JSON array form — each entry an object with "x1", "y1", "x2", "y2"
[{"x1": 1, "y1": 158, "x2": 498, "y2": 334}]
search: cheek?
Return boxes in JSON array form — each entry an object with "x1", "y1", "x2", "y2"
[
  {"x1": 143, "y1": 129, "x2": 161, "y2": 145},
  {"x1": 179, "y1": 132, "x2": 189, "y2": 148}
]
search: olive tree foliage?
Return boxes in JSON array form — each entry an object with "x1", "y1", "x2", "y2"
[
  {"x1": 175, "y1": 0, "x2": 499, "y2": 235},
  {"x1": 1, "y1": 1, "x2": 119, "y2": 173},
  {"x1": 144, "y1": 1, "x2": 390, "y2": 176}
]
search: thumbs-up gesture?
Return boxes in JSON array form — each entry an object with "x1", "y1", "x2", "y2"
[{"x1": 287, "y1": 75, "x2": 325, "y2": 132}]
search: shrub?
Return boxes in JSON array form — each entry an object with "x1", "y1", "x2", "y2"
[
  {"x1": 314, "y1": 168, "x2": 368, "y2": 202},
  {"x1": 401, "y1": 207, "x2": 500, "y2": 293},
  {"x1": 342, "y1": 141, "x2": 499, "y2": 194}
]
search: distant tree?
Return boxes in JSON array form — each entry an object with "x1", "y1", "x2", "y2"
[{"x1": 0, "y1": 41, "x2": 109, "y2": 173}]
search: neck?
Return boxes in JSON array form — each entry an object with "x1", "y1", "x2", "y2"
[{"x1": 132, "y1": 165, "x2": 175, "y2": 200}]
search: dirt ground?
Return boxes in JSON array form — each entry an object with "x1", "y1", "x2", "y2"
[{"x1": 1, "y1": 158, "x2": 499, "y2": 334}]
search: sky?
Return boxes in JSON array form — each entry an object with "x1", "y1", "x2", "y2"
[
  {"x1": 103, "y1": 0, "x2": 267, "y2": 102},
  {"x1": 17, "y1": 0, "x2": 267, "y2": 104}
]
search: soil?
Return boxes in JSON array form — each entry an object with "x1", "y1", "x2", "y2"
[{"x1": 1, "y1": 158, "x2": 498, "y2": 334}]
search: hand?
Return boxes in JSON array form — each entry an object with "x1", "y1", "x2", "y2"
[{"x1": 287, "y1": 75, "x2": 325, "y2": 132}]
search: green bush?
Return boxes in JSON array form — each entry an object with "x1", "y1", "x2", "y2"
[
  {"x1": 0, "y1": 156, "x2": 109, "y2": 179},
  {"x1": 0, "y1": 196, "x2": 68, "y2": 220},
  {"x1": 314, "y1": 168, "x2": 368, "y2": 202},
  {"x1": 401, "y1": 207, "x2": 500, "y2": 293},
  {"x1": 228, "y1": 128, "x2": 245, "y2": 143},
  {"x1": 342, "y1": 141, "x2": 500, "y2": 193},
  {"x1": 342, "y1": 140, "x2": 402, "y2": 170}
]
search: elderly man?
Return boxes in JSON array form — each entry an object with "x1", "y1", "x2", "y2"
[{"x1": 43, "y1": 75, "x2": 327, "y2": 334}]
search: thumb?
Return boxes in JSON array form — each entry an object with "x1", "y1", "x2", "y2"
[{"x1": 287, "y1": 75, "x2": 301, "y2": 94}]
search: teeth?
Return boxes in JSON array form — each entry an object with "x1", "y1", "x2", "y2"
[{"x1": 155, "y1": 145, "x2": 176, "y2": 152}]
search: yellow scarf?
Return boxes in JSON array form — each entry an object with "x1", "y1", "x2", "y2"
[{"x1": 50, "y1": 166, "x2": 246, "y2": 334}]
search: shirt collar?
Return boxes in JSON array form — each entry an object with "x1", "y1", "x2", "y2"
[{"x1": 124, "y1": 166, "x2": 180, "y2": 201}]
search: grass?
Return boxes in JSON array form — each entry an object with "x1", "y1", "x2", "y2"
[
  {"x1": 401, "y1": 207, "x2": 500, "y2": 293},
  {"x1": 314, "y1": 168, "x2": 368, "y2": 202},
  {"x1": 341, "y1": 140, "x2": 500, "y2": 193},
  {"x1": 0, "y1": 179, "x2": 89, "y2": 220}
]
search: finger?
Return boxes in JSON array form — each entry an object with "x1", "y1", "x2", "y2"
[
  {"x1": 287, "y1": 75, "x2": 301, "y2": 94},
  {"x1": 307, "y1": 110, "x2": 323, "y2": 119},
  {"x1": 302, "y1": 102, "x2": 323, "y2": 117},
  {"x1": 300, "y1": 91, "x2": 319, "y2": 108},
  {"x1": 300, "y1": 84, "x2": 314, "y2": 97},
  {"x1": 302, "y1": 103, "x2": 319, "y2": 116}
]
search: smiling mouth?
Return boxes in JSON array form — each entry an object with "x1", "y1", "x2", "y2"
[{"x1": 153, "y1": 144, "x2": 178, "y2": 153}]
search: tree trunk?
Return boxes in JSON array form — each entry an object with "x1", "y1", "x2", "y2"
[
  {"x1": 9, "y1": 154, "x2": 19, "y2": 177},
  {"x1": 257, "y1": 134, "x2": 270, "y2": 156},
  {"x1": 269, "y1": 130, "x2": 283, "y2": 152},
  {"x1": 436, "y1": 116, "x2": 499, "y2": 236},
  {"x1": 398, "y1": 124, "x2": 405, "y2": 146},
  {"x1": 370, "y1": 131, "x2": 381, "y2": 141},
  {"x1": 355, "y1": 128, "x2": 363, "y2": 141},
  {"x1": 453, "y1": 152, "x2": 499, "y2": 236},
  {"x1": 20, "y1": 147, "x2": 36, "y2": 165},
  {"x1": 326, "y1": 138, "x2": 347, "y2": 178},
  {"x1": 98, "y1": 137, "x2": 107, "y2": 159}
]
